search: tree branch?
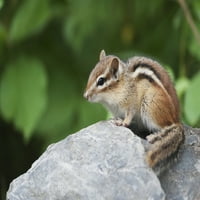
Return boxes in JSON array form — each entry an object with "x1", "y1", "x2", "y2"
[{"x1": 177, "y1": 0, "x2": 200, "y2": 45}]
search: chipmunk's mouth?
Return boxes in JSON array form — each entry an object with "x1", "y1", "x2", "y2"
[
  {"x1": 83, "y1": 92, "x2": 90, "y2": 100},
  {"x1": 83, "y1": 91, "x2": 93, "y2": 102},
  {"x1": 83, "y1": 91, "x2": 88, "y2": 99},
  {"x1": 84, "y1": 92, "x2": 101, "y2": 103}
]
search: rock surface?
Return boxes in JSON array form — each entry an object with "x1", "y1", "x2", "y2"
[
  {"x1": 7, "y1": 121, "x2": 165, "y2": 200},
  {"x1": 7, "y1": 121, "x2": 200, "y2": 200},
  {"x1": 160, "y1": 126, "x2": 200, "y2": 200}
]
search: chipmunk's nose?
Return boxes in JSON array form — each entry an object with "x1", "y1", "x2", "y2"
[{"x1": 83, "y1": 91, "x2": 88, "y2": 100}]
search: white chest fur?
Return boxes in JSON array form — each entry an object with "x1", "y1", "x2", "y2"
[{"x1": 103, "y1": 102, "x2": 126, "y2": 119}]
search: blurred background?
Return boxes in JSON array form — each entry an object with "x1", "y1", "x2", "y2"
[{"x1": 0, "y1": 0, "x2": 200, "y2": 199}]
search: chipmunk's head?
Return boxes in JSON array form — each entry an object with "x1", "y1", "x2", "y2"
[{"x1": 84, "y1": 50, "x2": 125, "y2": 103}]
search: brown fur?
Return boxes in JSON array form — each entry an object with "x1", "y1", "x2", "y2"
[
  {"x1": 146, "y1": 85, "x2": 178, "y2": 126},
  {"x1": 128, "y1": 57, "x2": 180, "y2": 121}
]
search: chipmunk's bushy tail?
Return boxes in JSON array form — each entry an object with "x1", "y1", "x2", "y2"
[{"x1": 146, "y1": 124, "x2": 184, "y2": 168}]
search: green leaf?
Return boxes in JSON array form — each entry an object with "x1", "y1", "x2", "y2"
[
  {"x1": 189, "y1": 23, "x2": 200, "y2": 61},
  {"x1": 192, "y1": 0, "x2": 200, "y2": 21},
  {"x1": 78, "y1": 99, "x2": 107, "y2": 128},
  {"x1": 175, "y1": 76, "x2": 190, "y2": 98},
  {"x1": 36, "y1": 69, "x2": 77, "y2": 141},
  {"x1": 164, "y1": 65, "x2": 175, "y2": 82},
  {"x1": 184, "y1": 72, "x2": 200, "y2": 125},
  {"x1": 0, "y1": 0, "x2": 4, "y2": 10},
  {"x1": 9, "y1": 0, "x2": 51, "y2": 43},
  {"x1": 0, "y1": 56, "x2": 47, "y2": 140},
  {"x1": 0, "y1": 23, "x2": 6, "y2": 42},
  {"x1": 0, "y1": 65, "x2": 17, "y2": 120},
  {"x1": 64, "y1": 0, "x2": 122, "y2": 51}
]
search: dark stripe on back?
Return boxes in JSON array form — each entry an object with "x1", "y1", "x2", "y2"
[
  {"x1": 133, "y1": 63, "x2": 161, "y2": 81},
  {"x1": 137, "y1": 73, "x2": 155, "y2": 83}
]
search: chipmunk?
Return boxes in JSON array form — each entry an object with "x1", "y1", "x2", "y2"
[{"x1": 84, "y1": 50, "x2": 184, "y2": 168}]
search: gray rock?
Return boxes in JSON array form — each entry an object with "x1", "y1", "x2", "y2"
[
  {"x1": 159, "y1": 126, "x2": 200, "y2": 200},
  {"x1": 7, "y1": 122, "x2": 200, "y2": 200},
  {"x1": 7, "y1": 121, "x2": 165, "y2": 200}
]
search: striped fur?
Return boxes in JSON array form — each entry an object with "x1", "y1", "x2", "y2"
[{"x1": 146, "y1": 124, "x2": 184, "y2": 167}]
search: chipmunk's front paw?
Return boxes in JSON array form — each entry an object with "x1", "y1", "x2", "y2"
[{"x1": 110, "y1": 118, "x2": 128, "y2": 127}]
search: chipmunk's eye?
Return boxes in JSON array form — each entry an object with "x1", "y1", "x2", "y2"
[{"x1": 97, "y1": 77, "x2": 106, "y2": 86}]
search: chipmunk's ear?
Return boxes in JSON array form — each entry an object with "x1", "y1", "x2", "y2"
[
  {"x1": 110, "y1": 57, "x2": 120, "y2": 79},
  {"x1": 99, "y1": 50, "x2": 106, "y2": 61}
]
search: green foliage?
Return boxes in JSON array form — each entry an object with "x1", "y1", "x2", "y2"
[
  {"x1": 184, "y1": 72, "x2": 200, "y2": 125},
  {"x1": 189, "y1": 32, "x2": 200, "y2": 60},
  {"x1": 0, "y1": 56, "x2": 47, "y2": 140},
  {"x1": 0, "y1": 0, "x2": 4, "y2": 10},
  {"x1": 9, "y1": 0, "x2": 51, "y2": 43},
  {"x1": 0, "y1": 0, "x2": 199, "y2": 141},
  {"x1": 35, "y1": 69, "x2": 77, "y2": 144},
  {"x1": 175, "y1": 76, "x2": 189, "y2": 98},
  {"x1": 64, "y1": 0, "x2": 123, "y2": 51},
  {"x1": 0, "y1": 0, "x2": 200, "y2": 143},
  {"x1": 78, "y1": 100, "x2": 107, "y2": 129}
]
